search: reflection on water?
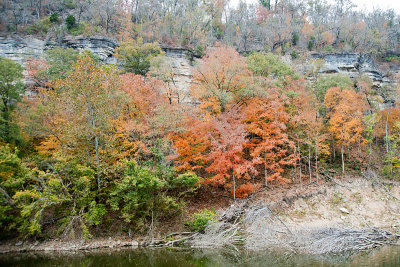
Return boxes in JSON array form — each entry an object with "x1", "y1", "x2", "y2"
[{"x1": 0, "y1": 246, "x2": 399, "y2": 267}]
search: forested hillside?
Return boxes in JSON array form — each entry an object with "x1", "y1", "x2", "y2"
[
  {"x1": 2, "y1": 0, "x2": 400, "y2": 54},
  {"x1": 1, "y1": 0, "x2": 400, "y2": 241}
]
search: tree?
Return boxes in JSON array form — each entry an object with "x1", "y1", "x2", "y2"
[
  {"x1": 259, "y1": 0, "x2": 271, "y2": 10},
  {"x1": 0, "y1": 57, "x2": 24, "y2": 143},
  {"x1": 0, "y1": 145, "x2": 27, "y2": 235},
  {"x1": 315, "y1": 74, "x2": 353, "y2": 102},
  {"x1": 37, "y1": 53, "x2": 125, "y2": 190},
  {"x1": 375, "y1": 108, "x2": 400, "y2": 178},
  {"x1": 0, "y1": 145, "x2": 26, "y2": 207},
  {"x1": 192, "y1": 46, "x2": 251, "y2": 114},
  {"x1": 116, "y1": 41, "x2": 163, "y2": 75},
  {"x1": 245, "y1": 94, "x2": 296, "y2": 185},
  {"x1": 49, "y1": 13, "x2": 59, "y2": 23},
  {"x1": 286, "y1": 78, "x2": 328, "y2": 184},
  {"x1": 110, "y1": 73, "x2": 170, "y2": 162},
  {"x1": 205, "y1": 109, "x2": 257, "y2": 199},
  {"x1": 41, "y1": 48, "x2": 80, "y2": 81},
  {"x1": 324, "y1": 87, "x2": 367, "y2": 173},
  {"x1": 10, "y1": 157, "x2": 113, "y2": 239},
  {"x1": 247, "y1": 52, "x2": 294, "y2": 79},
  {"x1": 171, "y1": 117, "x2": 212, "y2": 172},
  {"x1": 110, "y1": 161, "x2": 174, "y2": 226}
]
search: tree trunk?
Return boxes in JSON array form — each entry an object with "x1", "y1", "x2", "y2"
[
  {"x1": 385, "y1": 111, "x2": 393, "y2": 178},
  {"x1": 264, "y1": 150, "x2": 268, "y2": 187},
  {"x1": 316, "y1": 141, "x2": 319, "y2": 183},
  {"x1": 341, "y1": 144, "x2": 345, "y2": 174},
  {"x1": 264, "y1": 133, "x2": 268, "y2": 187},
  {"x1": 298, "y1": 141, "x2": 302, "y2": 190},
  {"x1": 233, "y1": 173, "x2": 236, "y2": 201},
  {"x1": 389, "y1": 130, "x2": 392, "y2": 178},
  {"x1": 385, "y1": 110, "x2": 389, "y2": 154},
  {"x1": 95, "y1": 135, "x2": 100, "y2": 191},
  {"x1": 2, "y1": 98, "x2": 9, "y2": 142},
  {"x1": 368, "y1": 139, "x2": 372, "y2": 170},
  {"x1": 368, "y1": 116, "x2": 375, "y2": 170},
  {"x1": 308, "y1": 145, "x2": 312, "y2": 183},
  {"x1": 332, "y1": 135, "x2": 336, "y2": 160},
  {"x1": 89, "y1": 104, "x2": 101, "y2": 191}
]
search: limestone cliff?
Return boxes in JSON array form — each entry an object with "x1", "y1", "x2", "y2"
[
  {"x1": 0, "y1": 35, "x2": 398, "y2": 109},
  {"x1": 0, "y1": 35, "x2": 196, "y2": 102},
  {"x1": 309, "y1": 53, "x2": 399, "y2": 108},
  {"x1": 0, "y1": 35, "x2": 118, "y2": 65}
]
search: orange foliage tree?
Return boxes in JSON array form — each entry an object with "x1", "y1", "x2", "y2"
[
  {"x1": 324, "y1": 87, "x2": 367, "y2": 173},
  {"x1": 375, "y1": 108, "x2": 400, "y2": 139},
  {"x1": 171, "y1": 108, "x2": 259, "y2": 198},
  {"x1": 286, "y1": 78, "x2": 328, "y2": 184},
  {"x1": 192, "y1": 46, "x2": 251, "y2": 115},
  {"x1": 170, "y1": 119, "x2": 212, "y2": 173},
  {"x1": 114, "y1": 73, "x2": 183, "y2": 163},
  {"x1": 245, "y1": 89, "x2": 296, "y2": 186}
]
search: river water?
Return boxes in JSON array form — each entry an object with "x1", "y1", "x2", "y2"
[{"x1": 1, "y1": 246, "x2": 399, "y2": 266}]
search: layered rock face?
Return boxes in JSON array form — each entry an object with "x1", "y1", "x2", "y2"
[
  {"x1": 162, "y1": 47, "x2": 195, "y2": 103},
  {"x1": 311, "y1": 53, "x2": 399, "y2": 108},
  {"x1": 313, "y1": 53, "x2": 391, "y2": 87},
  {"x1": 0, "y1": 35, "x2": 398, "y2": 109},
  {"x1": 0, "y1": 35, "x2": 118, "y2": 65},
  {"x1": 0, "y1": 35, "x2": 196, "y2": 102},
  {"x1": 0, "y1": 36, "x2": 46, "y2": 65}
]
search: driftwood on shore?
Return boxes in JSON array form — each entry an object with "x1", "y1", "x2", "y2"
[
  {"x1": 297, "y1": 227, "x2": 399, "y2": 254},
  {"x1": 182, "y1": 202, "x2": 400, "y2": 254}
]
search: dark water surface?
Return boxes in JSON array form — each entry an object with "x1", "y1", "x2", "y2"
[{"x1": 1, "y1": 246, "x2": 399, "y2": 267}]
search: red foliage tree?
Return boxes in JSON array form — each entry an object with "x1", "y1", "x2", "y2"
[{"x1": 205, "y1": 109, "x2": 258, "y2": 198}]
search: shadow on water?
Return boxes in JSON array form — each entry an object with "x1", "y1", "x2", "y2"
[{"x1": 0, "y1": 246, "x2": 399, "y2": 267}]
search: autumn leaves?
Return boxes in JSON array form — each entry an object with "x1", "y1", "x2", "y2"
[
  {"x1": 20, "y1": 46, "x2": 378, "y2": 200},
  {"x1": 174, "y1": 47, "x2": 377, "y2": 198},
  {"x1": 175, "y1": 48, "x2": 302, "y2": 197}
]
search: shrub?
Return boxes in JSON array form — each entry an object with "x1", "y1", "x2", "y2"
[
  {"x1": 307, "y1": 37, "x2": 315, "y2": 51},
  {"x1": 49, "y1": 13, "x2": 59, "y2": 23},
  {"x1": 169, "y1": 172, "x2": 202, "y2": 189},
  {"x1": 290, "y1": 50, "x2": 298, "y2": 59},
  {"x1": 26, "y1": 17, "x2": 53, "y2": 35},
  {"x1": 69, "y1": 25, "x2": 82, "y2": 35},
  {"x1": 110, "y1": 161, "x2": 181, "y2": 227},
  {"x1": 324, "y1": 45, "x2": 333, "y2": 52},
  {"x1": 384, "y1": 56, "x2": 400, "y2": 62},
  {"x1": 234, "y1": 182, "x2": 260, "y2": 198},
  {"x1": 116, "y1": 41, "x2": 163, "y2": 75},
  {"x1": 292, "y1": 32, "x2": 299, "y2": 46},
  {"x1": 330, "y1": 192, "x2": 344, "y2": 207},
  {"x1": 193, "y1": 45, "x2": 206, "y2": 58},
  {"x1": 66, "y1": 15, "x2": 76, "y2": 30},
  {"x1": 13, "y1": 161, "x2": 100, "y2": 238},
  {"x1": 186, "y1": 209, "x2": 218, "y2": 233}
]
